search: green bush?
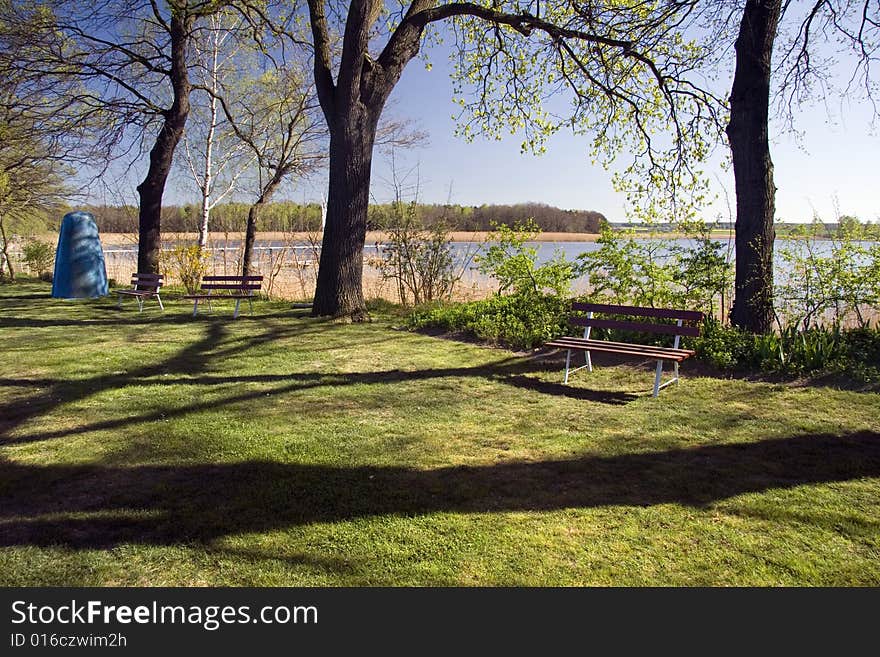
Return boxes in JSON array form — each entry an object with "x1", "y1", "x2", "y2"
[
  {"x1": 408, "y1": 295, "x2": 570, "y2": 350},
  {"x1": 691, "y1": 320, "x2": 880, "y2": 381},
  {"x1": 22, "y1": 239, "x2": 55, "y2": 277},
  {"x1": 776, "y1": 218, "x2": 880, "y2": 329},
  {"x1": 476, "y1": 219, "x2": 580, "y2": 298},
  {"x1": 168, "y1": 245, "x2": 209, "y2": 294}
]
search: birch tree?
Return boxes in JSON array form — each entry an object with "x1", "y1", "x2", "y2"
[{"x1": 182, "y1": 11, "x2": 255, "y2": 250}]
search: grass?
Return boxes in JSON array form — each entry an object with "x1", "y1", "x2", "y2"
[{"x1": 1, "y1": 279, "x2": 879, "y2": 586}]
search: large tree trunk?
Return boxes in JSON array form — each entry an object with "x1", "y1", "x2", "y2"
[
  {"x1": 305, "y1": 0, "x2": 426, "y2": 320},
  {"x1": 136, "y1": 13, "x2": 193, "y2": 274},
  {"x1": 311, "y1": 109, "x2": 379, "y2": 320},
  {"x1": 726, "y1": 0, "x2": 782, "y2": 334}
]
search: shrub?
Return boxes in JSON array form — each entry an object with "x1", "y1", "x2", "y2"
[
  {"x1": 691, "y1": 320, "x2": 880, "y2": 382},
  {"x1": 408, "y1": 295, "x2": 570, "y2": 350},
  {"x1": 578, "y1": 222, "x2": 733, "y2": 316},
  {"x1": 776, "y1": 218, "x2": 880, "y2": 329},
  {"x1": 374, "y1": 201, "x2": 473, "y2": 306},
  {"x1": 168, "y1": 244, "x2": 209, "y2": 294},
  {"x1": 22, "y1": 239, "x2": 55, "y2": 277},
  {"x1": 476, "y1": 219, "x2": 579, "y2": 298}
]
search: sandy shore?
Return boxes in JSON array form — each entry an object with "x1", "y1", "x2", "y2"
[
  {"x1": 97, "y1": 231, "x2": 604, "y2": 246},
  {"x1": 95, "y1": 229, "x2": 739, "y2": 246}
]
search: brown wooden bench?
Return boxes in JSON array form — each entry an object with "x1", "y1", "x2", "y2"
[
  {"x1": 182, "y1": 275, "x2": 263, "y2": 319},
  {"x1": 545, "y1": 302, "x2": 704, "y2": 397},
  {"x1": 113, "y1": 273, "x2": 164, "y2": 312}
]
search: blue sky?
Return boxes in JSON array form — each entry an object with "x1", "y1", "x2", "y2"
[
  {"x1": 348, "y1": 42, "x2": 880, "y2": 224},
  {"x1": 149, "y1": 22, "x2": 880, "y2": 225}
]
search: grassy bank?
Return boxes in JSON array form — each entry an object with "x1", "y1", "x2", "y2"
[{"x1": 1, "y1": 280, "x2": 878, "y2": 585}]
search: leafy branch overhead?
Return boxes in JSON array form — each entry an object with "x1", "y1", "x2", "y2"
[{"x1": 302, "y1": 0, "x2": 729, "y2": 318}]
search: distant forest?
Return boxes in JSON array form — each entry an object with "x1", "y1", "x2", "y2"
[{"x1": 80, "y1": 202, "x2": 607, "y2": 234}]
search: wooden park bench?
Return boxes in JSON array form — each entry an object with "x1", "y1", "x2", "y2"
[
  {"x1": 182, "y1": 275, "x2": 263, "y2": 319},
  {"x1": 113, "y1": 273, "x2": 164, "y2": 312},
  {"x1": 545, "y1": 302, "x2": 704, "y2": 397}
]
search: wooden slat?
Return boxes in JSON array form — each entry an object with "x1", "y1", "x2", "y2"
[
  {"x1": 182, "y1": 293, "x2": 253, "y2": 299},
  {"x1": 570, "y1": 316, "x2": 701, "y2": 337},
  {"x1": 545, "y1": 339, "x2": 694, "y2": 362},
  {"x1": 202, "y1": 275, "x2": 263, "y2": 282},
  {"x1": 548, "y1": 343, "x2": 692, "y2": 363},
  {"x1": 200, "y1": 283, "x2": 261, "y2": 290},
  {"x1": 130, "y1": 273, "x2": 163, "y2": 280},
  {"x1": 571, "y1": 302, "x2": 703, "y2": 322},
  {"x1": 115, "y1": 290, "x2": 156, "y2": 296},
  {"x1": 547, "y1": 337, "x2": 694, "y2": 355},
  {"x1": 548, "y1": 337, "x2": 695, "y2": 358}
]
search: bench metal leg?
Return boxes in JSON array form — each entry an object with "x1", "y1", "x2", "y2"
[
  {"x1": 653, "y1": 360, "x2": 663, "y2": 397},
  {"x1": 233, "y1": 298, "x2": 242, "y2": 319},
  {"x1": 653, "y1": 360, "x2": 681, "y2": 397},
  {"x1": 563, "y1": 349, "x2": 594, "y2": 384},
  {"x1": 136, "y1": 297, "x2": 144, "y2": 312},
  {"x1": 156, "y1": 294, "x2": 164, "y2": 311},
  {"x1": 192, "y1": 299, "x2": 199, "y2": 317}
]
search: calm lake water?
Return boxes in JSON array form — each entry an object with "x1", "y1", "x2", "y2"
[{"x1": 101, "y1": 237, "x2": 874, "y2": 274}]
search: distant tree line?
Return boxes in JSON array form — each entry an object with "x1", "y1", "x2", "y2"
[
  {"x1": 74, "y1": 202, "x2": 606, "y2": 235},
  {"x1": 393, "y1": 204, "x2": 607, "y2": 234}
]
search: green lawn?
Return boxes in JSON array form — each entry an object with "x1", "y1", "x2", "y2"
[{"x1": 1, "y1": 279, "x2": 878, "y2": 586}]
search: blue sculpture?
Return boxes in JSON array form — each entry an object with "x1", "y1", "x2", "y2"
[{"x1": 51, "y1": 211, "x2": 109, "y2": 299}]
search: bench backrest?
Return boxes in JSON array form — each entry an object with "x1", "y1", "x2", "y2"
[
  {"x1": 570, "y1": 302, "x2": 704, "y2": 343},
  {"x1": 201, "y1": 275, "x2": 263, "y2": 294},
  {"x1": 130, "y1": 273, "x2": 163, "y2": 292}
]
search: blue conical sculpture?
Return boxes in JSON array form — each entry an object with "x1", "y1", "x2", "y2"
[{"x1": 51, "y1": 211, "x2": 109, "y2": 298}]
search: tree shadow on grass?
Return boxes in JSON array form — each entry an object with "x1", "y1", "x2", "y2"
[
  {"x1": 0, "y1": 431, "x2": 877, "y2": 549},
  {"x1": 0, "y1": 357, "x2": 632, "y2": 446},
  {"x1": 0, "y1": 304, "x2": 311, "y2": 329},
  {"x1": 0, "y1": 314, "x2": 337, "y2": 442}
]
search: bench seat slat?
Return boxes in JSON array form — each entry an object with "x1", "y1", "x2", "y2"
[
  {"x1": 202, "y1": 276, "x2": 263, "y2": 282},
  {"x1": 182, "y1": 293, "x2": 254, "y2": 299},
  {"x1": 547, "y1": 337, "x2": 695, "y2": 357},
  {"x1": 116, "y1": 289, "x2": 158, "y2": 296},
  {"x1": 199, "y1": 283, "x2": 262, "y2": 290},
  {"x1": 546, "y1": 338, "x2": 694, "y2": 362}
]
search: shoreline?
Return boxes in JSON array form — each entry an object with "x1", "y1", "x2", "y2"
[{"x1": 94, "y1": 229, "x2": 736, "y2": 247}]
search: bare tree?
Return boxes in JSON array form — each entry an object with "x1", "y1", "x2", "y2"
[
  {"x1": 206, "y1": 55, "x2": 326, "y2": 276},
  {"x1": 204, "y1": 10, "x2": 430, "y2": 278},
  {"x1": 182, "y1": 11, "x2": 256, "y2": 250},
  {"x1": 14, "y1": 0, "x2": 225, "y2": 273}
]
